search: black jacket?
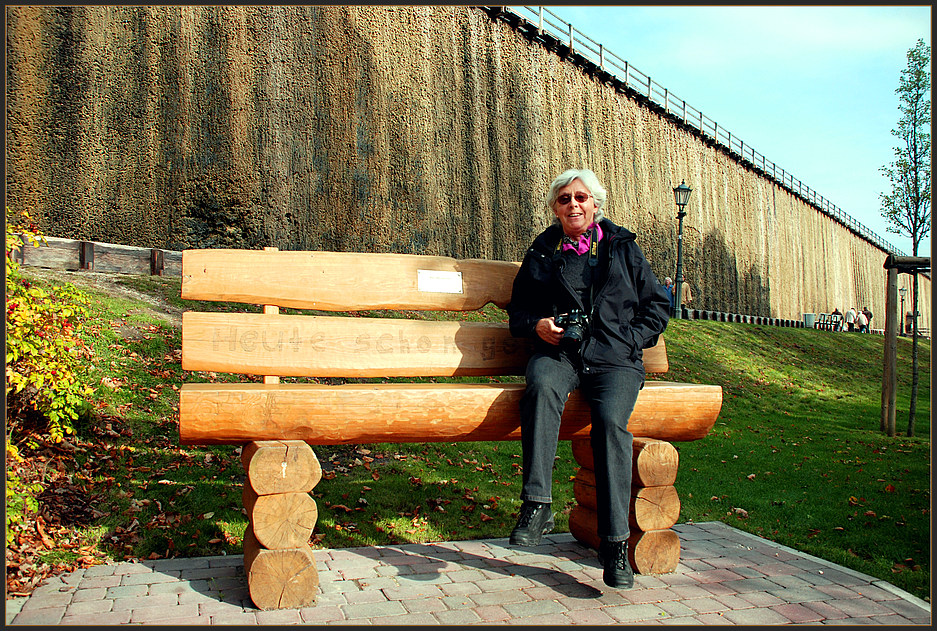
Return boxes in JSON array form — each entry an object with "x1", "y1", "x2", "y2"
[{"x1": 507, "y1": 218, "x2": 670, "y2": 375}]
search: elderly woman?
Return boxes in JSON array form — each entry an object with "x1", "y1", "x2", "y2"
[{"x1": 506, "y1": 168, "x2": 670, "y2": 589}]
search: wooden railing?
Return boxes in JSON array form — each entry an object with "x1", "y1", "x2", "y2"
[
  {"x1": 494, "y1": 6, "x2": 906, "y2": 256},
  {"x1": 10, "y1": 235, "x2": 182, "y2": 276}
]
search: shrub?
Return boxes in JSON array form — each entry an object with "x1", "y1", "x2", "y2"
[
  {"x1": 5, "y1": 208, "x2": 95, "y2": 442},
  {"x1": 5, "y1": 442, "x2": 43, "y2": 546}
]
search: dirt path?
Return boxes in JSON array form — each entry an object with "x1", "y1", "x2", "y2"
[{"x1": 19, "y1": 267, "x2": 183, "y2": 328}]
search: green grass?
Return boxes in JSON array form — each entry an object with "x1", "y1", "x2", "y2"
[{"x1": 13, "y1": 270, "x2": 931, "y2": 602}]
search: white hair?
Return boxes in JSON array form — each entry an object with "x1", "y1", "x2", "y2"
[{"x1": 547, "y1": 168, "x2": 607, "y2": 223}]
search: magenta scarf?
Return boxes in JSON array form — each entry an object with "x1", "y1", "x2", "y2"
[{"x1": 561, "y1": 222, "x2": 603, "y2": 255}]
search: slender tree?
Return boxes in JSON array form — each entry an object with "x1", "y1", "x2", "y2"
[{"x1": 879, "y1": 38, "x2": 930, "y2": 437}]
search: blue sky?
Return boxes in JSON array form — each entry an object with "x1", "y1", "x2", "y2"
[{"x1": 534, "y1": 5, "x2": 931, "y2": 257}]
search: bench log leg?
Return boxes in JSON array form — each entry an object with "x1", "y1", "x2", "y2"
[
  {"x1": 241, "y1": 440, "x2": 321, "y2": 609},
  {"x1": 570, "y1": 438, "x2": 682, "y2": 574}
]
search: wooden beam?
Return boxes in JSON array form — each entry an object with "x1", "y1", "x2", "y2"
[
  {"x1": 182, "y1": 312, "x2": 668, "y2": 377},
  {"x1": 884, "y1": 254, "x2": 930, "y2": 273},
  {"x1": 181, "y1": 249, "x2": 522, "y2": 311},
  {"x1": 178, "y1": 380, "x2": 722, "y2": 445}
]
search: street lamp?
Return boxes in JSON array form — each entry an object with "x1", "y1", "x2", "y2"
[
  {"x1": 672, "y1": 180, "x2": 692, "y2": 319},
  {"x1": 899, "y1": 287, "x2": 907, "y2": 336}
]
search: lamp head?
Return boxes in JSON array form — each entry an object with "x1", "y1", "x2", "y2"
[{"x1": 673, "y1": 180, "x2": 692, "y2": 215}]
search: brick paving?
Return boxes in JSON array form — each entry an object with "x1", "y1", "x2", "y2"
[{"x1": 5, "y1": 521, "x2": 930, "y2": 625}]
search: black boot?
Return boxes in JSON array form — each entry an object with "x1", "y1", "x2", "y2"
[
  {"x1": 509, "y1": 501, "x2": 554, "y2": 546},
  {"x1": 599, "y1": 539, "x2": 634, "y2": 589}
]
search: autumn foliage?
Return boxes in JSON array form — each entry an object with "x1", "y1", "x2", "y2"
[{"x1": 6, "y1": 208, "x2": 95, "y2": 441}]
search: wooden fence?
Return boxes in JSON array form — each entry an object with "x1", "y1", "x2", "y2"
[{"x1": 11, "y1": 236, "x2": 182, "y2": 277}]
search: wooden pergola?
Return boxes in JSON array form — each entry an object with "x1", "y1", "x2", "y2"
[{"x1": 880, "y1": 255, "x2": 930, "y2": 436}]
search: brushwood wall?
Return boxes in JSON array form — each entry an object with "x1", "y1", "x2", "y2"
[{"x1": 5, "y1": 5, "x2": 930, "y2": 325}]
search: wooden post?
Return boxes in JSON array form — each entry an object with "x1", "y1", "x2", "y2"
[
  {"x1": 569, "y1": 437, "x2": 682, "y2": 573},
  {"x1": 79, "y1": 241, "x2": 94, "y2": 270},
  {"x1": 150, "y1": 249, "x2": 164, "y2": 276},
  {"x1": 241, "y1": 440, "x2": 321, "y2": 609},
  {"x1": 263, "y1": 246, "x2": 280, "y2": 385},
  {"x1": 881, "y1": 266, "x2": 898, "y2": 436}
]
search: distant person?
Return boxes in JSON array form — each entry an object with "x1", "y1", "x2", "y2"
[
  {"x1": 856, "y1": 309, "x2": 869, "y2": 334},
  {"x1": 680, "y1": 278, "x2": 693, "y2": 309},
  {"x1": 845, "y1": 307, "x2": 857, "y2": 332},
  {"x1": 862, "y1": 307, "x2": 873, "y2": 332},
  {"x1": 663, "y1": 277, "x2": 675, "y2": 313},
  {"x1": 831, "y1": 307, "x2": 843, "y2": 332}
]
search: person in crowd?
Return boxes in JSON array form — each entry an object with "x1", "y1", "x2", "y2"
[
  {"x1": 845, "y1": 307, "x2": 857, "y2": 332},
  {"x1": 680, "y1": 278, "x2": 694, "y2": 310},
  {"x1": 856, "y1": 308, "x2": 869, "y2": 333},
  {"x1": 506, "y1": 168, "x2": 670, "y2": 589},
  {"x1": 862, "y1": 307, "x2": 873, "y2": 332},
  {"x1": 831, "y1": 307, "x2": 843, "y2": 332},
  {"x1": 663, "y1": 277, "x2": 675, "y2": 313}
]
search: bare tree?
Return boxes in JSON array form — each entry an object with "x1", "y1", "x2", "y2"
[{"x1": 879, "y1": 38, "x2": 930, "y2": 437}]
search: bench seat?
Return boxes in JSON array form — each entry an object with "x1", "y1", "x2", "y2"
[{"x1": 180, "y1": 380, "x2": 721, "y2": 445}]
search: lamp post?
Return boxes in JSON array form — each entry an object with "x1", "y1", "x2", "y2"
[
  {"x1": 672, "y1": 180, "x2": 692, "y2": 319},
  {"x1": 899, "y1": 287, "x2": 907, "y2": 336}
]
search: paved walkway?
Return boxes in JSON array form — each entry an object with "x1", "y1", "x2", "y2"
[{"x1": 6, "y1": 521, "x2": 930, "y2": 625}]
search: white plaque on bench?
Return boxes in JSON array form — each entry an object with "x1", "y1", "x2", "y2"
[{"x1": 417, "y1": 269, "x2": 463, "y2": 294}]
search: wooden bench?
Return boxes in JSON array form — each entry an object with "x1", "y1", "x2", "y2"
[
  {"x1": 814, "y1": 313, "x2": 843, "y2": 332},
  {"x1": 179, "y1": 248, "x2": 723, "y2": 609}
]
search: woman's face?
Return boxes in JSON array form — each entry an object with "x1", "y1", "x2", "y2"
[{"x1": 553, "y1": 178, "x2": 597, "y2": 238}]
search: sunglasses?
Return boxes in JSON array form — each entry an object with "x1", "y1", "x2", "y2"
[{"x1": 556, "y1": 192, "x2": 592, "y2": 205}]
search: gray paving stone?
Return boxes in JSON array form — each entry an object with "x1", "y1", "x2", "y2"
[
  {"x1": 75, "y1": 574, "x2": 121, "y2": 589},
  {"x1": 9, "y1": 606, "x2": 66, "y2": 625},
  {"x1": 341, "y1": 600, "x2": 408, "y2": 620},
  {"x1": 58, "y1": 610, "x2": 133, "y2": 625},
  {"x1": 298, "y1": 604, "x2": 346, "y2": 624},
  {"x1": 603, "y1": 602, "x2": 669, "y2": 623},
  {"x1": 130, "y1": 603, "x2": 201, "y2": 623},
  {"x1": 20, "y1": 590, "x2": 72, "y2": 610},
  {"x1": 502, "y1": 597, "x2": 567, "y2": 618},
  {"x1": 63, "y1": 598, "x2": 114, "y2": 616},
  {"x1": 253, "y1": 608, "x2": 304, "y2": 624},
  {"x1": 722, "y1": 606, "x2": 792, "y2": 625},
  {"x1": 432, "y1": 607, "x2": 484, "y2": 624},
  {"x1": 370, "y1": 612, "x2": 440, "y2": 624}
]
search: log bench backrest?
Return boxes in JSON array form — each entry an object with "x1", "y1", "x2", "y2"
[
  {"x1": 177, "y1": 249, "x2": 721, "y2": 446},
  {"x1": 181, "y1": 248, "x2": 668, "y2": 379}
]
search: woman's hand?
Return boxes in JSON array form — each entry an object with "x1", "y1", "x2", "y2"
[{"x1": 535, "y1": 317, "x2": 564, "y2": 346}]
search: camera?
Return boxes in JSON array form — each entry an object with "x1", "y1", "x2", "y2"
[{"x1": 554, "y1": 309, "x2": 590, "y2": 348}]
